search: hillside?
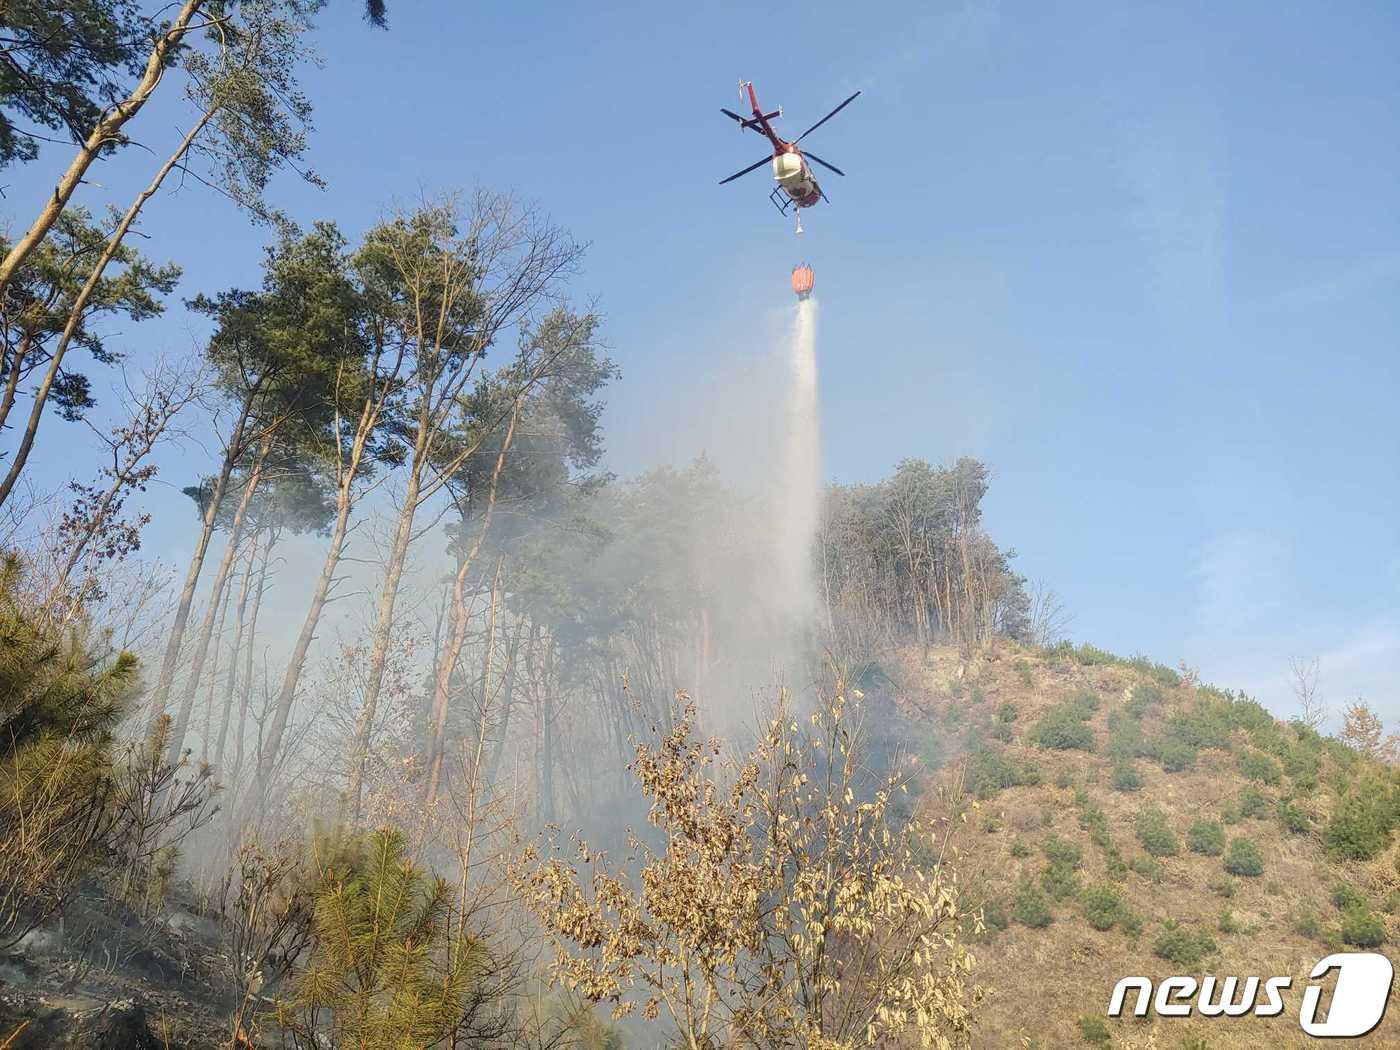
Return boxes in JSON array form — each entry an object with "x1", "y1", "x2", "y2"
[{"x1": 885, "y1": 641, "x2": 1399, "y2": 1049}]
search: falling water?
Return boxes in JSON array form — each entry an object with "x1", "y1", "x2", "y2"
[{"x1": 772, "y1": 297, "x2": 822, "y2": 629}]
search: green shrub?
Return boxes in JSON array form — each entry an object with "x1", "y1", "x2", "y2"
[
  {"x1": 1247, "y1": 717, "x2": 1287, "y2": 758},
  {"x1": 1081, "y1": 883, "x2": 1124, "y2": 931},
  {"x1": 1105, "y1": 852, "x2": 1129, "y2": 882},
  {"x1": 1069, "y1": 644, "x2": 1117, "y2": 667},
  {"x1": 1078, "y1": 800, "x2": 1107, "y2": 837},
  {"x1": 1128, "y1": 656, "x2": 1181, "y2": 688},
  {"x1": 1169, "y1": 704, "x2": 1233, "y2": 751},
  {"x1": 1340, "y1": 907, "x2": 1386, "y2": 948},
  {"x1": 1187, "y1": 819, "x2": 1226, "y2": 856},
  {"x1": 1076, "y1": 1015, "x2": 1111, "y2": 1047},
  {"x1": 1292, "y1": 722, "x2": 1323, "y2": 746},
  {"x1": 1135, "y1": 807, "x2": 1180, "y2": 857},
  {"x1": 997, "y1": 700, "x2": 1019, "y2": 723},
  {"x1": 1323, "y1": 737, "x2": 1361, "y2": 774},
  {"x1": 1324, "y1": 787, "x2": 1400, "y2": 860},
  {"x1": 967, "y1": 744, "x2": 1040, "y2": 800},
  {"x1": 1150, "y1": 736, "x2": 1198, "y2": 774},
  {"x1": 989, "y1": 721, "x2": 1013, "y2": 743},
  {"x1": 1041, "y1": 833, "x2": 1084, "y2": 869},
  {"x1": 1124, "y1": 689, "x2": 1155, "y2": 720},
  {"x1": 1277, "y1": 800, "x2": 1311, "y2": 834},
  {"x1": 1331, "y1": 883, "x2": 1366, "y2": 911},
  {"x1": 1223, "y1": 837, "x2": 1264, "y2": 877},
  {"x1": 1032, "y1": 701, "x2": 1096, "y2": 752},
  {"x1": 1238, "y1": 788, "x2": 1270, "y2": 819},
  {"x1": 1228, "y1": 697, "x2": 1273, "y2": 734},
  {"x1": 1220, "y1": 800, "x2": 1242, "y2": 825},
  {"x1": 1013, "y1": 880, "x2": 1053, "y2": 928},
  {"x1": 1291, "y1": 909, "x2": 1322, "y2": 939},
  {"x1": 1106, "y1": 714, "x2": 1148, "y2": 761},
  {"x1": 1009, "y1": 838, "x2": 1031, "y2": 858},
  {"x1": 1054, "y1": 766, "x2": 1075, "y2": 790},
  {"x1": 1120, "y1": 909, "x2": 1144, "y2": 938},
  {"x1": 1111, "y1": 760, "x2": 1143, "y2": 792},
  {"x1": 969, "y1": 683, "x2": 986, "y2": 705},
  {"x1": 1218, "y1": 908, "x2": 1241, "y2": 934},
  {"x1": 1237, "y1": 749, "x2": 1282, "y2": 786},
  {"x1": 1208, "y1": 874, "x2": 1235, "y2": 898},
  {"x1": 1153, "y1": 923, "x2": 1217, "y2": 967},
  {"x1": 1042, "y1": 860, "x2": 1081, "y2": 902},
  {"x1": 1129, "y1": 855, "x2": 1165, "y2": 882},
  {"x1": 1069, "y1": 689, "x2": 1101, "y2": 717},
  {"x1": 1290, "y1": 768, "x2": 1319, "y2": 794}
]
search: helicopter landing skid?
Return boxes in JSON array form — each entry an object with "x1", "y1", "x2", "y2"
[{"x1": 769, "y1": 188, "x2": 804, "y2": 234}]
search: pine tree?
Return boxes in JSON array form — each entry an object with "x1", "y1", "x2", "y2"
[
  {"x1": 273, "y1": 827, "x2": 487, "y2": 1048},
  {"x1": 0, "y1": 554, "x2": 140, "y2": 946}
]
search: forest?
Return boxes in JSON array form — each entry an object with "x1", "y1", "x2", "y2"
[{"x1": 0, "y1": 3, "x2": 1034, "y2": 1047}]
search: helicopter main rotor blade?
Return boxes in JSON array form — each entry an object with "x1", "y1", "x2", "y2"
[
  {"x1": 720, "y1": 107, "x2": 747, "y2": 125},
  {"x1": 794, "y1": 90, "x2": 861, "y2": 143},
  {"x1": 719, "y1": 155, "x2": 772, "y2": 185},
  {"x1": 803, "y1": 151, "x2": 845, "y2": 176}
]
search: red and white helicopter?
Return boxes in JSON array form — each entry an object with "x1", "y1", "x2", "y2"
[{"x1": 719, "y1": 81, "x2": 860, "y2": 234}]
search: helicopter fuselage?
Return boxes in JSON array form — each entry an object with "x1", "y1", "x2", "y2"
[{"x1": 771, "y1": 144, "x2": 823, "y2": 208}]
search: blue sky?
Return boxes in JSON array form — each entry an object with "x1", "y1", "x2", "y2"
[{"x1": 6, "y1": 1, "x2": 1399, "y2": 723}]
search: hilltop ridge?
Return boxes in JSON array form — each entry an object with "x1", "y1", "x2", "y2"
[{"x1": 881, "y1": 640, "x2": 1398, "y2": 1048}]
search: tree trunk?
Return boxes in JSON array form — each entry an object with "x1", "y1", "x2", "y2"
[
  {"x1": 485, "y1": 620, "x2": 525, "y2": 784},
  {"x1": 0, "y1": 1, "x2": 206, "y2": 297},
  {"x1": 254, "y1": 375, "x2": 387, "y2": 805},
  {"x1": 165, "y1": 437, "x2": 269, "y2": 762},
  {"x1": 215, "y1": 530, "x2": 259, "y2": 769},
  {"x1": 343, "y1": 471, "x2": 419, "y2": 816},
  {"x1": 424, "y1": 405, "x2": 519, "y2": 800},
  {"x1": 199, "y1": 561, "x2": 236, "y2": 754},
  {"x1": 147, "y1": 389, "x2": 256, "y2": 722},
  {"x1": 0, "y1": 105, "x2": 217, "y2": 509},
  {"x1": 232, "y1": 533, "x2": 274, "y2": 790},
  {"x1": 0, "y1": 332, "x2": 32, "y2": 441},
  {"x1": 539, "y1": 632, "x2": 556, "y2": 824}
]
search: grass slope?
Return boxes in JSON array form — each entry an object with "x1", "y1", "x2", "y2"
[{"x1": 889, "y1": 641, "x2": 1399, "y2": 1049}]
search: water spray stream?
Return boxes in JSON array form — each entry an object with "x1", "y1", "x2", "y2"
[{"x1": 772, "y1": 296, "x2": 821, "y2": 630}]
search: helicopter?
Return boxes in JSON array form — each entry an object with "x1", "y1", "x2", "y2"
[{"x1": 719, "y1": 81, "x2": 860, "y2": 234}]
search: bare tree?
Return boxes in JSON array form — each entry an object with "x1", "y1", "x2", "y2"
[
  {"x1": 48, "y1": 359, "x2": 204, "y2": 607},
  {"x1": 1028, "y1": 578, "x2": 1072, "y2": 649},
  {"x1": 1289, "y1": 655, "x2": 1326, "y2": 731}
]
